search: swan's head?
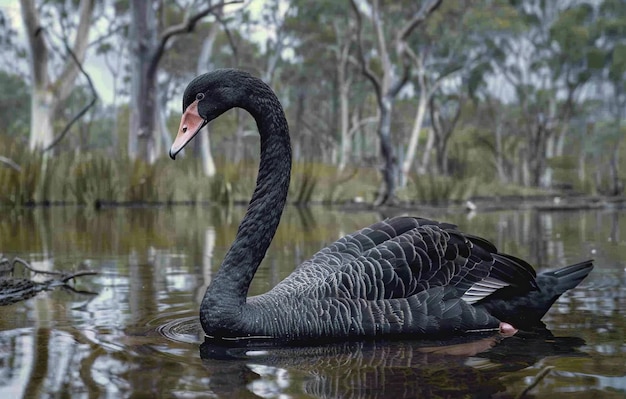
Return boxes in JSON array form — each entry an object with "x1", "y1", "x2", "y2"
[{"x1": 170, "y1": 69, "x2": 247, "y2": 159}]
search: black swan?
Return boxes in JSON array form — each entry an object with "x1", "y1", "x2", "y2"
[{"x1": 169, "y1": 69, "x2": 593, "y2": 342}]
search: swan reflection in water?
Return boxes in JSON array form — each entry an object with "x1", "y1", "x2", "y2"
[{"x1": 197, "y1": 325, "x2": 587, "y2": 398}]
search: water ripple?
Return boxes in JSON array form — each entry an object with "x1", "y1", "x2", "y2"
[{"x1": 155, "y1": 314, "x2": 204, "y2": 345}]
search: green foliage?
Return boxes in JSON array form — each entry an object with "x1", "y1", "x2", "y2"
[{"x1": 0, "y1": 72, "x2": 30, "y2": 140}]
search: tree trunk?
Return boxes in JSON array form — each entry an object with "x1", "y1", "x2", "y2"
[
  {"x1": 609, "y1": 144, "x2": 621, "y2": 195},
  {"x1": 494, "y1": 120, "x2": 506, "y2": 183},
  {"x1": 401, "y1": 94, "x2": 428, "y2": 181},
  {"x1": 350, "y1": 0, "x2": 442, "y2": 205},
  {"x1": 335, "y1": 26, "x2": 352, "y2": 172},
  {"x1": 194, "y1": 23, "x2": 220, "y2": 177},
  {"x1": 338, "y1": 80, "x2": 351, "y2": 171},
  {"x1": 375, "y1": 97, "x2": 398, "y2": 205},
  {"x1": 20, "y1": 0, "x2": 95, "y2": 151},
  {"x1": 417, "y1": 127, "x2": 434, "y2": 175},
  {"x1": 29, "y1": 90, "x2": 55, "y2": 151},
  {"x1": 129, "y1": 0, "x2": 158, "y2": 162}
]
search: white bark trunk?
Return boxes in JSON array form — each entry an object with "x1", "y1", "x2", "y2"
[
  {"x1": 494, "y1": 118, "x2": 506, "y2": 183},
  {"x1": 29, "y1": 89, "x2": 55, "y2": 151},
  {"x1": 338, "y1": 81, "x2": 351, "y2": 171},
  {"x1": 401, "y1": 94, "x2": 428, "y2": 180},
  {"x1": 418, "y1": 127, "x2": 434, "y2": 174},
  {"x1": 195, "y1": 23, "x2": 220, "y2": 177},
  {"x1": 129, "y1": 0, "x2": 158, "y2": 162}
]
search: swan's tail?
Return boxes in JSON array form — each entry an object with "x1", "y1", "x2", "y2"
[
  {"x1": 478, "y1": 260, "x2": 594, "y2": 330},
  {"x1": 538, "y1": 260, "x2": 594, "y2": 296}
]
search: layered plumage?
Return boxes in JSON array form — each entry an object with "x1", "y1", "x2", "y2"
[{"x1": 169, "y1": 69, "x2": 593, "y2": 342}]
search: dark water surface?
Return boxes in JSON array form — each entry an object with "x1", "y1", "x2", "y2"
[{"x1": 0, "y1": 206, "x2": 624, "y2": 398}]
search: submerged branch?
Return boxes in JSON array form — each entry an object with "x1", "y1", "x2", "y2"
[
  {"x1": 515, "y1": 366, "x2": 554, "y2": 399},
  {"x1": 1, "y1": 255, "x2": 99, "y2": 305},
  {"x1": 11, "y1": 256, "x2": 98, "y2": 282},
  {"x1": 1, "y1": 255, "x2": 99, "y2": 306}
]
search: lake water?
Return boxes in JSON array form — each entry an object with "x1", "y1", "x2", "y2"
[{"x1": 0, "y1": 206, "x2": 624, "y2": 398}]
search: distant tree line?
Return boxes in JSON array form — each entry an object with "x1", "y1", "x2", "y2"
[{"x1": 0, "y1": 0, "x2": 624, "y2": 204}]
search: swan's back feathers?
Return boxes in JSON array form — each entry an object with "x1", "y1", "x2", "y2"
[{"x1": 271, "y1": 216, "x2": 538, "y2": 306}]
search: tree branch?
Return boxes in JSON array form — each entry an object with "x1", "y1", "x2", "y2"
[
  {"x1": 390, "y1": 0, "x2": 443, "y2": 98},
  {"x1": 149, "y1": 0, "x2": 244, "y2": 77},
  {"x1": 56, "y1": 0, "x2": 96, "y2": 105},
  {"x1": 348, "y1": 116, "x2": 378, "y2": 137},
  {"x1": 396, "y1": 0, "x2": 443, "y2": 43},
  {"x1": 349, "y1": 0, "x2": 383, "y2": 103},
  {"x1": 213, "y1": 10, "x2": 239, "y2": 64},
  {"x1": 0, "y1": 156, "x2": 21, "y2": 172},
  {"x1": 44, "y1": 42, "x2": 98, "y2": 152}
]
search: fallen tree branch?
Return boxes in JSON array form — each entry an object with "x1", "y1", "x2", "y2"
[
  {"x1": 1, "y1": 255, "x2": 99, "y2": 306},
  {"x1": 11, "y1": 256, "x2": 98, "y2": 282},
  {"x1": 12, "y1": 256, "x2": 62, "y2": 275},
  {"x1": 61, "y1": 270, "x2": 99, "y2": 283}
]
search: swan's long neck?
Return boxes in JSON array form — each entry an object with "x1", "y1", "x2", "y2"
[{"x1": 201, "y1": 82, "x2": 291, "y2": 331}]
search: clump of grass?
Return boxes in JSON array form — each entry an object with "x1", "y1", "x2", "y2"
[
  {"x1": 67, "y1": 153, "x2": 121, "y2": 206},
  {"x1": 0, "y1": 142, "x2": 49, "y2": 206},
  {"x1": 407, "y1": 173, "x2": 478, "y2": 205},
  {"x1": 207, "y1": 173, "x2": 233, "y2": 205},
  {"x1": 290, "y1": 162, "x2": 319, "y2": 205},
  {"x1": 125, "y1": 159, "x2": 163, "y2": 203}
]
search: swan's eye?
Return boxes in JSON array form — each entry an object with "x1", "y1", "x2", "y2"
[{"x1": 196, "y1": 93, "x2": 205, "y2": 101}]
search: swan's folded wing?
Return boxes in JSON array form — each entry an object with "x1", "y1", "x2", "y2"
[
  {"x1": 272, "y1": 216, "x2": 537, "y2": 303},
  {"x1": 321, "y1": 217, "x2": 538, "y2": 302}
]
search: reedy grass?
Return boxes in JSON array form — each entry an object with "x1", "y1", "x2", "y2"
[
  {"x1": 405, "y1": 173, "x2": 478, "y2": 205},
  {"x1": 67, "y1": 153, "x2": 121, "y2": 205},
  {"x1": 0, "y1": 145, "x2": 374, "y2": 207},
  {"x1": 0, "y1": 142, "x2": 50, "y2": 206},
  {"x1": 2, "y1": 141, "x2": 577, "y2": 209}
]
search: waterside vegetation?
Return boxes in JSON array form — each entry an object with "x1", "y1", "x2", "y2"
[{"x1": 0, "y1": 132, "x2": 610, "y2": 209}]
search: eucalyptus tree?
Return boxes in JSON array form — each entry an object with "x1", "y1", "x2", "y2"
[
  {"x1": 283, "y1": 0, "x2": 367, "y2": 168},
  {"x1": 399, "y1": 0, "x2": 510, "y2": 179},
  {"x1": 350, "y1": 0, "x2": 443, "y2": 205},
  {"x1": 486, "y1": 0, "x2": 599, "y2": 188},
  {"x1": 588, "y1": 0, "x2": 626, "y2": 194},
  {"x1": 19, "y1": 0, "x2": 96, "y2": 152}
]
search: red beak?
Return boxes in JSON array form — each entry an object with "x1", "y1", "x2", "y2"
[{"x1": 169, "y1": 99, "x2": 207, "y2": 159}]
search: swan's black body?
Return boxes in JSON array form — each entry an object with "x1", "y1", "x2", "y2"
[{"x1": 171, "y1": 69, "x2": 593, "y2": 342}]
